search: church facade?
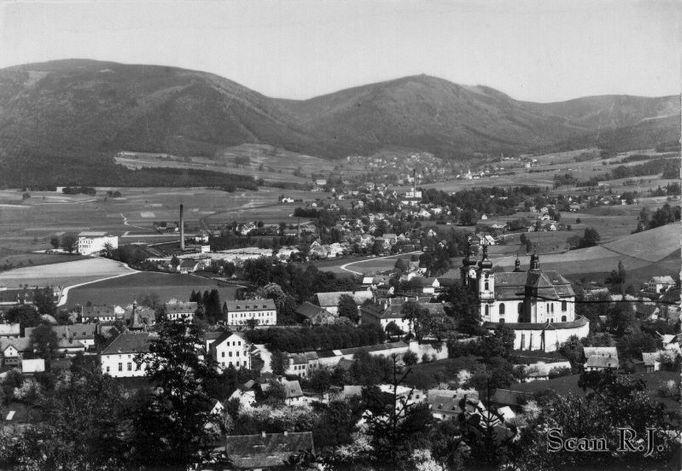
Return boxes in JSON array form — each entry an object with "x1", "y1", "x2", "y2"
[{"x1": 460, "y1": 248, "x2": 589, "y2": 352}]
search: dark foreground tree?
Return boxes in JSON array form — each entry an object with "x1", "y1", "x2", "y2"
[{"x1": 133, "y1": 322, "x2": 218, "y2": 468}]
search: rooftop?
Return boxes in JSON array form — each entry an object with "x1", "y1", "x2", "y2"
[
  {"x1": 224, "y1": 432, "x2": 314, "y2": 469},
  {"x1": 101, "y1": 332, "x2": 156, "y2": 355}
]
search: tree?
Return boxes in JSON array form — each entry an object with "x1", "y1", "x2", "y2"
[
  {"x1": 582, "y1": 227, "x2": 601, "y2": 247},
  {"x1": 441, "y1": 284, "x2": 482, "y2": 335},
  {"x1": 33, "y1": 287, "x2": 56, "y2": 316},
  {"x1": 29, "y1": 325, "x2": 59, "y2": 364},
  {"x1": 5, "y1": 305, "x2": 41, "y2": 333},
  {"x1": 60, "y1": 233, "x2": 78, "y2": 254},
  {"x1": 49, "y1": 235, "x2": 60, "y2": 250},
  {"x1": 337, "y1": 294, "x2": 359, "y2": 323},
  {"x1": 133, "y1": 322, "x2": 218, "y2": 468},
  {"x1": 0, "y1": 370, "x2": 134, "y2": 470},
  {"x1": 402, "y1": 350, "x2": 418, "y2": 366},
  {"x1": 394, "y1": 258, "x2": 409, "y2": 273}
]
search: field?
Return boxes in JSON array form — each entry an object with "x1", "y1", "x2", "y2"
[
  {"x1": 115, "y1": 143, "x2": 368, "y2": 183},
  {"x1": 490, "y1": 223, "x2": 680, "y2": 285},
  {"x1": 0, "y1": 257, "x2": 134, "y2": 288},
  {"x1": 0, "y1": 186, "x2": 325, "y2": 255},
  {"x1": 64, "y1": 272, "x2": 239, "y2": 308}
]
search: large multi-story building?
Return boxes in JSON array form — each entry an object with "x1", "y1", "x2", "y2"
[
  {"x1": 461, "y1": 247, "x2": 588, "y2": 352},
  {"x1": 224, "y1": 300, "x2": 277, "y2": 327},
  {"x1": 77, "y1": 232, "x2": 118, "y2": 256},
  {"x1": 208, "y1": 331, "x2": 252, "y2": 370}
]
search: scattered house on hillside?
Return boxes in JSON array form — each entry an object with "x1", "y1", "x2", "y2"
[
  {"x1": 208, "y1": 332, "x2": 252, "y2": 370},
  {"x1": 0, "y1": 324, "x2": 21, "y2": 339},
  {"x1": 294, "y1": 302, "x2": 336, "y2": 326},
  {"x1": 77, "y1": 232, "x2": 118, "y2": 256},
  {"x1": 314, "y1": 290, "x2": 374, "y2": 315},
  {"x1": 223, "y1": 431, "x2": 315, "y2": 470},
  {"x1": 224, "y1": 300, "x2": 277, "y2": 327},
  {"x1": 644, "y1": 276, "x2": 676, "y2": 295},
  {"x1": 100, "y1": 332, "x2": 155, "y2": 378},
  {"x1": 164, "y1": 300, "x2": 197, "y2": 322}
]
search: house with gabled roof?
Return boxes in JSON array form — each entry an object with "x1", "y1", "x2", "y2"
[
  {"x1": 208, "y1": 331, "x2": 252, "y2": 370},
  {"x1": 100, "y1": 332, "x2": 156, "y2": 378},
  {"x1": 294, "y1": 302, "x2": 336, "y2": 326},
  {"x1": 224, "y1": 300, "x2": 277, "y2": 327},
  {"x1": 314, "y1": 290, "x2": 373, "y2": 315},
  {"x1": 165, "y1": 300, "x2": 197, "y2": 322}
]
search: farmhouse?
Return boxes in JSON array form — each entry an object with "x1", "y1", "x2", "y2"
[
  {"x1": 100, "y1": 332, "x2": 155, "y2": 378},
  {"x1": 224, "y1": 300, "x2": 277, "y2": 326},
  {"x1": 77, "y1": 232, "x2": 118, "y2": 256},
  {"x1": 464, "y1": 248, "x2": 588, "y2": 352},
  {"x1": 0, "y1": 338, "x2": 31, "y2": 366},
  {"x1": 294, "y1": 302, "x2": 336, "y2": 325},
  {"x1": 25, "y1": 323, "x2": 96, "y2": 354}
]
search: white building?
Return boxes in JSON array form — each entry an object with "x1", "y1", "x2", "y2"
[
  {"x1": 165, "y1": 300, "x2": 197, "y2": 322},
  {"x1": 77, "y1": 232, "x2": 119, "y2": 256},
  {"x1": 462, "y1": 249, "x2": 588, "y2": 352},
  {"x1": 224, "y1": 300, "x2": 277, "y2": 327},
  {"x1": 208, "y1": 332, "x2": 252, "y2": 370},
  {"x1": 100, "y1": 332, "x2": 155, "y2": 378}
]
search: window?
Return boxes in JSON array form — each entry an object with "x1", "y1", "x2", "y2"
[
  {"x1": 561, "y1": 315, "x2": 567, "y2": 322},
  {"x1": 484, "y1": 282, "x2": 489, "y2": 291},
  {"x1": 106, "y1": 366, "x2": 110, "y2": 373},
  {"x1": 221, "y1": 351, "x2": 225, "y2": 358},
  {"x1": 499, "y1": 303, "x2": 506, "y2": 315},
  {"x1": 485, "y1": 305, "x2": 490, "y2": 316},
  {"x1": 127, "y1": 363, "x2": 132, "y2": 371},
  {"x1": 136, "y1": 363, "x2": 141, "y2": 371},
  {"x1": 118, "y1": 363, "x2": 122, "y2": 372},
  {"x1": 229, "y1": 351, "x2": 232, "y2": 357},
  {"x1": 562, "y1": 301, "x2": 567, "y2": 311}
]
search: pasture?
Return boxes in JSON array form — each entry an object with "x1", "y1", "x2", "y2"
[{"x1": 64, "y1": 271, "x2": 239, "y2": 308}]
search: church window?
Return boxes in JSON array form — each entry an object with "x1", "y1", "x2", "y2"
[
  {"x1": 484, "y1": 282, "x2": 489, "y2": 291},
  {"x1": 561, "y1": 301, "x2": 567, "y2": 311},
  {"x1": 485, "y1": 305, "x2": 490, "y2": 316},
  {"x1": 499, "y1": 303, "x2": 506, "y2": 315},
  {"x1": 561, "y1": 315, "x2": 567, "y2": 322}
]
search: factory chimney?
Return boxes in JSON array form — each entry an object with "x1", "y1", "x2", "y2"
[{"x1": 179, "y1": 204, "x2": 185, "y2": 251}]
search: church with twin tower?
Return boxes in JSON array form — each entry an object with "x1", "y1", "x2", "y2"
[{"x1": 460, "y1": 245, "x2": 589, "y2": 352}]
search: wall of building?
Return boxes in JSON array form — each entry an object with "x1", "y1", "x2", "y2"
[
  {"x1": 101, "y1": 353, "x2": 147, "y2": 377},
  {"x1": 511, "y1": 320, "x2": 589, "y2": 352},
  {"x1": 78, "y1": 236, "x2": 119, "y2": 256},
  {"x1": 227, "y1": 309, "x2": 277, "y2": 326},
  {"x1": 213, "y1": 335, "x2": 251, "y2": 370}
]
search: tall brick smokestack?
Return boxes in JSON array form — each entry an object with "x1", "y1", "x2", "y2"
[{"x1": 179, "y1": 204, "x2": 185, "y2": 251}]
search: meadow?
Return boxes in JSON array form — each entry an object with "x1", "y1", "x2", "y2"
[
  {"x1": 64, "y1": 271, "x2": 238, "y2": 308},
  {"x1": 0, "y1": 257, "x2": 134, "y2": 288}
]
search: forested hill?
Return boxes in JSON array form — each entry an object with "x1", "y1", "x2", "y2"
[{"x1": 0, "y1": 59, "x2": 678, "y2": 186}]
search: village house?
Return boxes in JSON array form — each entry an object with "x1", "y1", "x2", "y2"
[
  {"x1": 0, "y1": 324, "x2": 21, "y2": 338},
  {"x1": 294, "y1": 302, "x2": 336, "y2": 325},
  {"x1": 164, "y1": 300, "x2": 197, "y2": 322},
  {"x1": 224, "y1": 300, "x2": 277, "y2": 327},
  {"x1": 314, "y1": 290, "x2": 374, "y2": 315},
  {"x1": 81, "y1": 305, "x2": 124, "y2": 323},
  {"x1": 25, "y1": 323, "x2": 96, "y2": 355},
  {"x1": 644, "y1": 276, "x2": 676, "y2": 295},
  {"x1": 0, "y1": 337, "x2": 31, "y2": 367},
  {"x1": 76, "y1": 232, "x2": 118, "y2": 256},
  {"x1": 100, "y1": 332, "x2": 155, "y2": 378},
  {"x1": 583, "y1": 347, "x2": 619, "y2": 371},
  {"x1": 208, "y1": 331, "x2": 252, "y2": 370},
  {"x1": 283, "y1": 351, "x2": 320, "y2": 378}
]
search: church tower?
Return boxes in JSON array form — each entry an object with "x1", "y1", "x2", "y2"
[
  {"x1": 460, "y1": 242, "x2": 479, "y2": 289},
  {"x1": 477, "y1": 245, "x2": 495, "y2": 301}
]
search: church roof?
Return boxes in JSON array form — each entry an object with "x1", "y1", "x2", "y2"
[{"x1": 493, "y1": 270, "x2": 574, "y2": 301}]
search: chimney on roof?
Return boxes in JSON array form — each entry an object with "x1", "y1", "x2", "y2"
[{"x1": 179, "y1": 204, "x2": 185, "y2": 251}]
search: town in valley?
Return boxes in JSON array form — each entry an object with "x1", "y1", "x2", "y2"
[{"x1": 0, "y1": 2, "x2": 679, "y2": 471}]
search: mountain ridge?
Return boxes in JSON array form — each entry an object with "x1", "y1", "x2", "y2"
[{"x1": 0, "y1": 59, "x2": 678, "y2": 186}]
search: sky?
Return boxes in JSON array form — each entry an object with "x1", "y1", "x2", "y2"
[{"x1": 0, "y1": 0, "x2": 679, "y2": 102}]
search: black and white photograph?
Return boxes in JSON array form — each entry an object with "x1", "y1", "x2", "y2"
[{"x1": 0, "y1": 1, "x2": 679, "y2": 470}]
